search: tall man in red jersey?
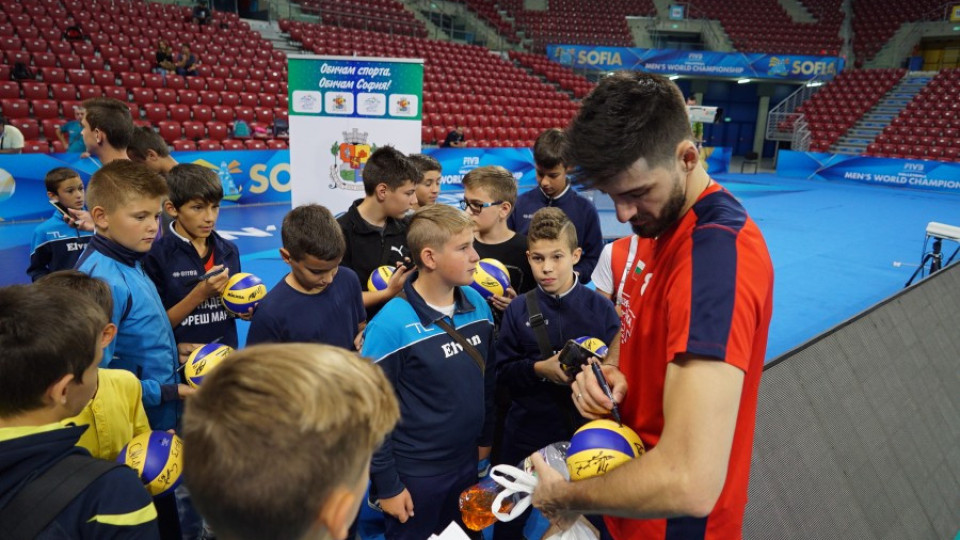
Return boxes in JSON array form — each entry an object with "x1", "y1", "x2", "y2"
[{"x1": 530, "y1": 71, "x2": 774, "y2": 540}]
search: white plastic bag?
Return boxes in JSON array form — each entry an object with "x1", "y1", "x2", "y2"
[{"x1": 488, "y1": 464, "x2": 598, "y2": 540}]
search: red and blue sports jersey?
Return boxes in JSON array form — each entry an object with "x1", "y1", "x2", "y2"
[{"x1": 606, "y1": 181, "x2": 774, "y2": 540}]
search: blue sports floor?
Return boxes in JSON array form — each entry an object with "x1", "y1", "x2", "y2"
[{"x1": 2, "y1": 171, "x2": 959, "y2": 360}]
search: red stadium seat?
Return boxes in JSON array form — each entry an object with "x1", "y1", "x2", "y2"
[
  {"x1": 244, "y1": 139, "x2": 267, "y2": 150},
  {"x1": 10, "y1": 117, "x2": 39, "y2": 139},
  {"x1": 265, "y1": 139, "x2": 287, "y2": 149},
  {"x1": 81, "y1": 55, "x2": 105, "y2": 71},
  {"x1": 239, "y1": 92, "x2": 259, "y2": 107},
  {"x1": 205, "y1": 121, "x2": 228, "y2": 141},
  {"x1": 120, "y1": 72, "x2": 143, "y2": 88},
  {"x1": 66, "y1": 69, "x2": 91, "y2": 85},
  {"x1": 32, "y1": 99, "x2": 60, "y2": 119},
  {"x1": 221, "y1": 139, "x2": 243, "y2": 150},
  {"x1": 206, "y1": 78, "x2": 225, "y2": 91},
  {"x1": 20, "y1": 82, "x2": 48, "y2": 100},
  {"x1": 77, "y1": 84, "x2": 101, "y2": 100},
  {"x1": 212, "y1": 106, "x2": 234, "y2": 123},
  {"x1": 59, "y1": 55, "x2": 83, "y2": 70},
  {"x1": 234, "y1": 106, "x2": 254, "y2": 123},
  {"x1": 155, "y1": 88, "x2": 177, "y2": 105},
  {"x1": 40, "y1": 67, "x2": 67, "y2": 83},
  {"x1": 191, "y1": 105, "x2": 214, "y2": 123},
  {"x1": 165, "y1": 75, "x2": 186, "y2": 90},
  {"x1": 23, "y1": 140, "x2": 50, "y2": 153},
  {"x1": 0, "y1": 81, "x2": 19, "y2": 100},
  {"x1": 143, "y1": 73, "x2": 164, "y2": 88},
  {"x1": 182, "y1": 120, "x2": 205, "y2": 140},
  {"x1": 131, "y1": 87, "x2": 155, "y2": 104},
  {"x1": 220, "y1": 92, "x2": 239, "y2": 106},
  {"x1": 224, "y1": 79, "x2": 244, "y2": 93},
  {"x1": 92, "y1": 70, "x2": 115, "y2": 86},
  {"x1": 172, "y1": 139, "x2": 196, "y2": 151},
  {"x1": 168, "y1": 104, "x2": 191, "y2": 122},
  {"x1": 41, "y1": 118, "x2": 63, "y2": 140},
  {"x1": 177, "y1": 89, "x2": 200, "y2": 106},
  {"x1": 199, "y1": 91, "x2": 220, "y2": 106},
  {"x1": 185, "y1": 76, "x2": 207, "y2": 91},
  {"x1": 259, "y1": 94, "x2": 277, "y2": 108},
  {"x1": 157, "y1": 120, "x2": 181, "y2": 143},
  {"x1": 104, "y1": 86, "x2": 128, "y2": 101},
  {"x1": 196, "y1": 139, "x2": 221, "y2": 150},
  {"x1": 33, "y1": 52, "x2": 58, "y2": 68},
  {"x1": 254, "y1": 107, "x2": 273, "y2": 124},
  {"x1": 144, "y1": 103, "x2": 168, "y2": 123}
]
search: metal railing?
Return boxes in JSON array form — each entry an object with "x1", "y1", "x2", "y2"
[
  {"x1": 792, "y1": 115, "x2": 811, "y2": 151},
  {"x1": 766, "y1": 77, "x2": 827, "y2": 141}
]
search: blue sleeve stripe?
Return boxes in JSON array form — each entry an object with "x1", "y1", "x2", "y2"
[{"x1": 687, "y1": 192, "x2": 746, "y2": 360}]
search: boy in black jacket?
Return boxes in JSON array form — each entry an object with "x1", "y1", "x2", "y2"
[
  {"x1": 494, "y1": 207, "x2": 619, "y2": 540},
  {"x1": 143, "y1": 164, "x2": 242, "y2": 348},
  {"x1": 337, "y1": 146, "x2": 419, "y2": 320}
]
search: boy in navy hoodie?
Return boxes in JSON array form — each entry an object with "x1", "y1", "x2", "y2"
[
  {"x1": 27, "y1": 167, "x2": 94, "y2": 281},
  {"x1": 247, "y1": 204, "x2": 365, "y2": 350},
  {"x1": 508, "y1": 128, "x2": 603, "y2": 283},
  {"x1": 143, "y1": 163, "x2": 242, "y2": 349},
  {"x1": 494, "y1": 207, "x2": 619, "y2": 540},
  {"x1": 0, "y1": 285, "x2": 159, "y2": 538},
  {"x1": 362, "y1": 204, "x2": 494, "y2": 540}
]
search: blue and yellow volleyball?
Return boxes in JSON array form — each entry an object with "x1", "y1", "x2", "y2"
[
  {"x1": 184, "y1": 343, "x2": 234, "y2": 388},
  {"x1": 368, "y1": 265, "x2": 396, "y2": 291},
  {"x1": 117, "y1": 431, "x2": 184, "y2": 497},
  {"x1": 574, "y1": 337, "x2": 609, "y2": 359},
  {"x1": 221, "y1": 272, "x2": 267, "y2": 315},
  {"x1": 470, "y1": 258, "x2": 511, "y2": 298},
  {"x1": 566, "y1": 419, "x2": 645, "y2": 481}
]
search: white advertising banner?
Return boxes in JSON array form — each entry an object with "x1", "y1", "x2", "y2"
[{"x1": 287, "y1": 55, "x2": 424, "y2": 214}]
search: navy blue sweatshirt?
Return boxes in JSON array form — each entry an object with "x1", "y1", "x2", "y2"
[
  {"x1": 27, "y1": 211, "x2": 93, "y2": 281},
  {"x1": 0, "y1": 424, "x2": 159, "y2": 538},
  {"x1": 495, "y1": 279, "x2": 620, "y2": 454},
  {"x1": 142, "y1": 223, "x2": 241, "y2": 348},
  {"x1": 362, "y1": 274, "x2": 495, "y2": 498},
  {"x1": 507, "y1": 185, "x2": 604, "y2": 283}
]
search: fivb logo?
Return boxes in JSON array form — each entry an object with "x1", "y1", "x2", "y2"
[
  {"x1": 459, "y1": 156, "x2": 480, "y2": 175},
  {"x1": 904, "y1": 163, "x2": 924, "y2": 172}
]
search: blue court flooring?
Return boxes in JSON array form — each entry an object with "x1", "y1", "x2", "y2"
[{"x1": 2, "y1": 171, "x2": 959, "y2": 360}]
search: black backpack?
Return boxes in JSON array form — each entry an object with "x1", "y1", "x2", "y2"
[{"x1": 11, "y1": 62, "x2": 33, "y2": 81}]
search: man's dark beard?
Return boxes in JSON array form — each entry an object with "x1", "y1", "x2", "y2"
[{"x1": 631, "y1": 178, "x2": 685, "y2": 238}]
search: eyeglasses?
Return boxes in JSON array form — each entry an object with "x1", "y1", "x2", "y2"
[{"x1": 459, "y1": 199, "x2": 503, "y2": 213}]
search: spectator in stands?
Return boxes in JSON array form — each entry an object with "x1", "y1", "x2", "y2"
[
  {"x1": 81, "y1": 98, "x2": 134, "y2": 164},
  {"x1": 154, "y1": 39, "x2": 176, "y2": 76},
  {"x1": 128, "y1": 126, "x2": 178, "y2": 176},
  {"x1": 57, "y1": 106, "x2": 87, "y2": 154},
  {"x1": 192, "y1": 1, "x2": 211, "y2": 25},
  {"x1": 175, "y1": 45, "x2": 199, "y2": 77},
  {"x1": 0, "y1": 116, "x2": 24, "y2": 154},
  {"x1": 441, "y1": 125, "x2": 466, "y2": 148}
]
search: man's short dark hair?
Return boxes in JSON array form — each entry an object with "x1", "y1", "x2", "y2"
[
  {"x1": 407, "y1": 154, "x2": 442, "y2": 182},
  {"x1": 0, "y1": 285, "x2": 106, "y2": 417},
  {"x1": 361, "y1": 146, "x2": 418, "y2": 196},
  {"x1": 281, "y1": 204, "x2": 346, "y2": 262},
  {"x1": 533, "y1": 128, "x2": 566, "y2": 170},
  {"x1": 564, "y1": 71, "x2": 693, "y2": 188},
  {"x1": 166, "y1": 164, "x2": 223, "y2": 208},
  {"x1": 82, "y1": 97, "x2": 134, "y2": 150},
  {"x1": 127, "y1": 126, "x2": 171, "y2": 161},
  {"x1": 44, "y1": 167, "x2": 80, "y2": 193}
]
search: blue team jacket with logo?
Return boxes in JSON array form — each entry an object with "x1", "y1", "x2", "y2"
[
  {"x1": 27, "y1": 212, "x2": 94, "y2": 281},
  {"x1": 143, "y1": 224, "x2": 240, "y2": 348},
  {"x1": 362, "y1": 275, "x2": 495, "y2": 499},
  {"x1": 76, "y1": 236, "x2": 181, "y2": 431}
]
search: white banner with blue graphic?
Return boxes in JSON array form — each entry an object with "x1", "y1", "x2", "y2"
[
  {"x1": 287, "y1": 55, "x2": 424, "y2": 215},
  {"x1": 777, "y1": 151, "x2": 960, "y2": 194},
  {"x1": 546, "y1": 45, "x2": 843, "y2": 81}
]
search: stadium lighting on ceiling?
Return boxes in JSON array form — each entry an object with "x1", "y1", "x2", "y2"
[
  {"x1": 806, "y1": 80, "x2": 824, "y2": 87},
  {"x1": 669, "y1": 74, "x2": 680, "y2": 80},
  {"x1": 737, "y1": 78, "x2": 751, "y2": 84}
]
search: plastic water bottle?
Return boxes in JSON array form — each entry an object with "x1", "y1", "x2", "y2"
[{"x1": 458, "y1": 441, "x2": 570, "y2": 531}]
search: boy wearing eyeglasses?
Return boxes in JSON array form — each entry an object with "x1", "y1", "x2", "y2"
[
  {"x1": 507, "y1": 129, "x2": 603, "y2": 283},
  {"x1": 461, "y1": 166, "x2": 536, "y2": 315}
]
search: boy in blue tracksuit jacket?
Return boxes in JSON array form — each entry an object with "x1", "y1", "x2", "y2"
[
  {"x1": 143, "y1": 164, "x2": 242, "y2": 348},
  {"x1": 507, "y1": 129, "x2": 603, "y2": 283},
  {"x1": 27, "y1": 167, "x2": 93, "y2": 281},
  {"x1": 494, "y1": 207, "x2": 619, "y2": 540},
  {"x1": 76, "y1": 161, "x2": 187, "y2": 431},
  {"x1": 362, "y1": 205, "x2": 494, "y2": 540}
]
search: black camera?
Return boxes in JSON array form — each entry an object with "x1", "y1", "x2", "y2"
[{"x1": 557, "y1": 339, "x2": 604, "y2": 376}]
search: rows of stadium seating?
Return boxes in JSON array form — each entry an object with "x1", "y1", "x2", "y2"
[
  {"x1": 851, "y1": 0, "x2": 946, "y2": 65},
  {"x1": 508, "y1": 50, "x2": 594, "y2": 98},
  {"x1": 865, "y1": 68, "x2": 960, "y2": 161},
  {"x1": 497, "y1": 0, "x2": 653, "y2": 52},
  {"x1": 683, "y1": 0, "x2": 842, "y2": 56},
  {"x1": 292, "y1": 0, "x2": 427, "y2": 37},
  {"x1": 282, "y1": 20, "x2": 580, "y2": 147},
  {"x1": 798, "y1": 68, "x2": 904, "y2": 152},
  {"x1": 0, "y1": 0, "x2": 291, "y2": 152},
  {"x1": 451, "y1": 0, "x2": 521, "y2": 45}
]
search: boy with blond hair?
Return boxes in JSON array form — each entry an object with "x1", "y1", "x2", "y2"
[
  {"x1": 182, "y1": 343, "x2": 400, "y2": 540},
  {"x1": 462, "y1": 165, "x2": 536, "y2": 310},
  {"x1": 362, "y1": 204, "x2": 495, "y2": 540},
  {"x1": 76, "y1": 160, "x2": 190, "y2": 432},
  {"x1": 247, "y1": 204, "x2": 365, "y2": 350},
  {"x1": 36, "y1": 270, "x2": 151, "y2": 461},
  {"x1": 0, "y1": 285, "x2": 159, "y2": 538},
  {"x1": 27, "y1": 167, "x2": 94, "y2": 281},
  {"x1": 493, "y1": 207, "x2": 619, "y2": 539}
]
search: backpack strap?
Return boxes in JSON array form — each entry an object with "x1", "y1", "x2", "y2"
[
  {"x1": 434, "y1": 318, "x2": 485, "y2": 371},
  {"x1": 525, "y1": 289, "x2": 553, "y2": 360},
  {"x1": 0, "y1": 454, "x2": 124, "y2": 540}
]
